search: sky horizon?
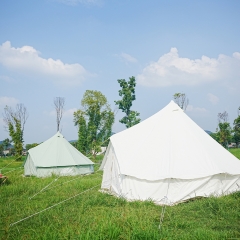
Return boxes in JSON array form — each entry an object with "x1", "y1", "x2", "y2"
[{"x1": 0, "y1": 0, "x2": 240, "y2": 144}]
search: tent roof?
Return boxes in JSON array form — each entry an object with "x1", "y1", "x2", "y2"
[
  {"x1": 28, "y1": 132, "x2": 94, "y2": 167},
  {"x1": 110, "y1": 101, "x2": 240, "y2": 180}
]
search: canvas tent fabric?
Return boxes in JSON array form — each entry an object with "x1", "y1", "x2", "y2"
[
  {"x1": 24, "y1": 132, "x2": 94, "y2": 177},
  {"x1": 100, "y1": 101, "x2": 240, "y2": 205}
]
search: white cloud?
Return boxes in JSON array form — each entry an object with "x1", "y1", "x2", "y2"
[
  {"x1": 233, "y1": 52, "x2": 240, "y2": 59},
  {"x1": 0, "y1": 96, "x2": 19, "y2": 107},
  {"x1": 120, "y1": 52, "x2": 137, "y2": 63},
  {"x1": 186, "y1": 104, "x2": 207, "y2": 113},
  {"x1": 207, "y1": 93, "x2": 219, "y2": 105},
  {"x1": 64, "y1": 108, "x2": 77, "y2": 117},
  {"x1": 137, "y1": 48, "x2": 240, "y2": 88},
  {"x1": 0, "y1": 41, "x2": 91, "y2": 86}
]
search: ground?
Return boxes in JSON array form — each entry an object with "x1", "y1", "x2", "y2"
[{"x1": 0, "y1": 150, "x2": 240, "y2": 239}]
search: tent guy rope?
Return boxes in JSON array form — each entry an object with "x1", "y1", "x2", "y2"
[
  {"x1": 0, "y1": 159, "x2": 16, "y2": 172},
  {"x1": 9, "y1": 175, "x2": 105, "y2": 228},
  {"x1": 158, "y1": 196, "x2": 169, "y2": 230},
  {"x1": 30, "y1": 173, "x2": 102, "y2": 198},
  {"x1": 28, "y1": 161, "x2": 102, "y2": 199},
  {"x1": 29, "y1": 177, "x2": 60, "y2": 200},
  {"x1": 28, "y1": 167, "x2": 75, "y2": 200},
  {"x1": 44, "y1": 175, "x2": 102, "y2": 192},
  {"x1": 2, "y1": 166, "x2": 23, "y2": 175},
  {"x1": 9, "y1": 184, "x2": 100, "y2": 227}
]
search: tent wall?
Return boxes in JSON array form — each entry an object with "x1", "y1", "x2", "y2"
[
  {"x1": 24, "y1": 132, "x2": 94, "y2": 177},
  {"x1": 34, "y1": 165, "x2": 94, "y2": 178},
  {"x1": 101, "y1": 142, "x2": 122, "y2": 195},
  {"x1": 124, "y1": 174, "x2": 240, "y2": 205},
  {"x1": 103, "y1": 165, "x2": 240, "y2": 205},
  {"x1": 101, "y1": 143, "x2": 240, "y2": 205},
  {"x1": 100, "y1": 101, "x2": 240, "y2": 205},
  {"x1": 24, "y1": 152, "x2": 94, "y2": 177},
  {"x1": 24, "y1": 155, "x2": 37, "y2": 176}
]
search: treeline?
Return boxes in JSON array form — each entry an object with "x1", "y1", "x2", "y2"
[
  {"x1": 1, "y1": 80, "x2": 239, "y2": 160},
  {"x1": 1, "y1": 77, "x2": 140, "y2": 159},
  {"x1": 73, "y1": 77, "x2": 140, "y2": 158},
  {"x1": 210, "y1": 109, "x2": 240, "y2": 148},
  {"x1": 172, "y1": 93, "x2": 240, "y2": 148}
]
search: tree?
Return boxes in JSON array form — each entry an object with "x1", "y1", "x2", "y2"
[
  {"x1": 210, "y1": 131, "x2": 219, "y2": 143},
  {"x1": 25, "y1": 143, "x2": 39, "y2": 151},
  {"x1": 3, "y1": 104, "x2": 28, "y2": 160},
  {"x1": 115, "y1": 76, "x2": 140, "y2": 128},
  {"x1": 216, "y1": 111, "x2": 232, "y2": 148},
  {"x1": 2, "y1": 138, "x2": 11, "y2": 150},
  {"x1": 0, "y1": 143, "x2": 3, "y2": 156},
  {"x1": 70, "y1": 141, "x2": 78, "y2": 149},
  {"x1": 74, "y1": 90, "x2": 114, "y2": 158},
  {"x1": 173, "y1": 93, "x2": 189, "y2": 111},
  {"x1": 218, "y1": 111, "x2": 228, "y2": 123},
  {"x1": 54, "y1": 97, "x2": 65, "y2": 132},
  {"x1": 233, "y1": 107, "x2": 240, "y2": 147},
  {"x1": 74, "y1": 110, "x2": 88, "y2": 154},
  {"x1": 1, "y1": 138, "x2": 11, "y2": 157}
]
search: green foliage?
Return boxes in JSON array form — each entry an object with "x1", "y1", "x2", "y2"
[
  {"x1": 211, "y1": 124, "x2": 232, "y2": 148},
  {"x1": 115, "y1": 76, "x2": 141, "y2": 128},
  {"x1": 74, "y1": 110, "x2": 88, "y2": 154},
  {"x1": 3, "y1": 104, "x2": 28, "y2": 161},
  {"x1": 233, "y1": 113, "x2": 240, "y2": 146},
  {"x1": 0, "y1": 139, "x2": 11, "y2": 156},
  {"x1": 25, "y1": 143, "x2": 39, "y2": 151},
  {"x1": 210, "y1": 111, "x2": 234, "y2": 148},
  {"x1": 0, "y1": 143, "x2": 3, "y2": 156},
  {"x1": 173, "y1": 92, "x2": 189, "y2": 111},
  {"x1": 8, "y1": 116, "x2": 23, "y2": 161},
  {"x1": 2, "y1": 138, "x2": 11, "y2": 149},
  {"x1": 74, "y1": 90, "x2": 114, "y2": 158},
  {"x1": 217, "y1": 122, "x2": 232, "y2": 148},
  {"x1": 70, "y1": 141, "x2": 78, "y2": 149},
  {"x1": 210, "y1": 132, "x2": 219, "y2": 142}
]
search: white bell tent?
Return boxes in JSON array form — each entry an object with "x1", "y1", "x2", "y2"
[
  {"x1": 100, "y1": 101, "x2": 240, "y2": 205},
  {"x1": 24, "y1": 132, "x2": 94, "y2": 177}
]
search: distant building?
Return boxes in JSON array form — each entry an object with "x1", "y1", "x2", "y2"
[
  {"x1": 3, "y1": 150, "x2": 10, "y2": 155},
  {"x1": 22, "y1": 149, "x2": 28, "y2": 156},
  {"x1": 97, "y1": 147, "x2": 107, "y2": 155},
  {"x1": 228, "y1": 143, "x2": 237, "y2": 148}
]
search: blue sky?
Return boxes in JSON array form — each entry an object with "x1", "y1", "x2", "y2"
[{"x1": 0, "y1": 0, "x2": 240, "y2": 144}]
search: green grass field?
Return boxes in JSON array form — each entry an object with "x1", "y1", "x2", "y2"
[
  {"x1": 0, "y1": 149, "x2": 240, "y2": 240},
  {"x1": 229, "y1": 148, "x2": 240, "y2": 160}
]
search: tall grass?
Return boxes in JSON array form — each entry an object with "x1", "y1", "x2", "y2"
[
  {"x1": 229, "y1": 148, "x2": 240, "y2": 159},
  {"x1": 0, "y1": 150, "x2": 240, "y2": 239}
]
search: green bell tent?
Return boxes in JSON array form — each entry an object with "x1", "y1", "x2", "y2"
[{"x1": 24, "y1": 132, "x2": 94, "y2": 177}]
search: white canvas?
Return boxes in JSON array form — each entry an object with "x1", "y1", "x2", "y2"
[
  {"x1": 100, "y1": 101, "x2": 240, "y2": 205},
  {"x1": 24, "y1": 132, "x2": 94, "y2": 177}
]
